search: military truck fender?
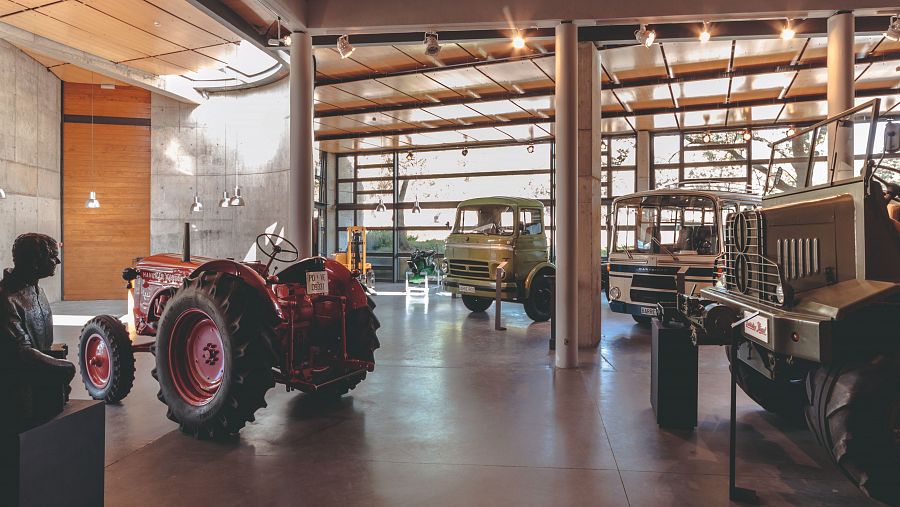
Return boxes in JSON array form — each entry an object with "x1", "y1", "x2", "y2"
[
  {"x1": 790, "y1": 279, "x2": 900, "y2": 320},
  {"x1": 524, "y1": 262, "x2": 556, "y2": 298}
]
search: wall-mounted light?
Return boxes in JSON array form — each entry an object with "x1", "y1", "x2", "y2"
[
  {"x1": 885, "y1": 16, "x2": 900, "y2": 40},
  {"x1": 190, "y1": 195, "x2": 203, "y2": 212},
  {"x1": 375, "y1": 196, "x2": 387, "y2": 213},
  {"x1": 412, "y1": 196, "x2": 422, "y2": 213},
  {"x1": 699, "y1": 21, "x2": 711, "y2": 43},
  {"x1": 781, "y1": 19, "x2": 796, "y2": 40},
  {"x1": 337, "y1": 34, "x2": 355, "y2": 59},
  {"x1": 635, "y1": 24, "x2": 656, "y2": 48},
  {"x1": 229, "y1": 186, "x2": 245, "y2": 207},
  {"x1": 424, "y1": 32, "x2": 441, "y2": 56}
]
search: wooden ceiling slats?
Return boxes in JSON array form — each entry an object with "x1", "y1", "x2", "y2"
[
  {"x1": 156, "y1": 49, "x2": 225, "y2": 73},
  {"x1": 81, "y1": 0, "x2": 231, "y2": 49},
  {"x1": 144, "y1": 0, "x2": 240, "y2": 42},
  {"x1": 3, "y1": 10, "x2": 148, "y2": 61}
]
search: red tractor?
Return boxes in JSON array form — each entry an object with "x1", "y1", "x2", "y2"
[{"x1": 77, "y1": 226, "x2": 380, "y2": 438}]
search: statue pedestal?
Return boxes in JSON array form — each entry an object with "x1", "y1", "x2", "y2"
[
  {"x1": 650, "y1": 319, "x2": 698, "y2": 429},
  {"x1": 1, "y1": 399, "x2": 105, "y2": 507}
]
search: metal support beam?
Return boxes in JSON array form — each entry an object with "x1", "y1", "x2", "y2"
[
  {"x1": 555, "y1": 21, "x2": 578, "y2": 369},
  {"x1": 185, "y1": 0, "x2": 273, "y2": 54},
  {"x1": 827, "y1": 11, "x2": 855, "y2": 181},
  {"x1": 290, "y1": 32, "x2": 315, "y2": 257},
  {"x1": 0, "y1": 21, "x2": 205, "y2": 104}
]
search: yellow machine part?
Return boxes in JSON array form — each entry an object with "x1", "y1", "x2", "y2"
[{"x1": 334, "y1": 226, "x2": 373, "y2": 273}]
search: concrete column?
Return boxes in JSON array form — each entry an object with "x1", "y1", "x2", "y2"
[
  {"x1": 555, "y1": 21, "x2": 579, "y2": 368},
  {"x1": 289, "y1": 32, "x2": 315, "y2": 257},
  {"x1": 636, "y1": 131, "x2": 651, "y2": 191},
  {"x1": 827, "y1": 11, "x2": 855, "y2": 181},
  {"x1": 576, "y1": 41, "x2": 601, "y2": 350}
]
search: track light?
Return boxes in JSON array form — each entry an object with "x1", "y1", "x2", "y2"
[
  {"x1": 412, "y1": 195, "x2": 422, "y2": 213},
  {"x1": 526, "y1": 143, "x2": 535, "y2": 154},
  {"x1": 635, "y1": 24, "x2": 656, "y2": 48},
  {"x1": 190, "y1": 195, "x2": 203, "y2": 213},
  {"x1": 424, "y1": 32, "x2": 441, "y2": 56},
  {"x1": 742, "y1": 129, "x2": 752, "y2": 141},
  {"x1": 885, "y1": 16, "x2": 900, "y2": 40},
  {"x1": 85, "y1": 191, "x2": 100, "y2": 209},
  {"x1": 702, "y1": 131, "x2": 712, "y2": 143},
  {"x1": 375, "y1": 196, "x2": 386, "y2": 213},
  {"x1": 337, "y1": 34, "x2": 355, "y2": 59},
  {"x1": 699, "y1": 22, "x2": 711, "y2": 43},
  {"x1": 229, "y1": 186, "x2": 245, "y2": 207},
  {"x1": 218, "y1": 191, "x2": 231, "y2": 208},
  {"x1": 786, "y1": 126, "x2": 797, "y2": 137},
  {"x1": 267, "y1": 17, "x2": 291, "y2": 47},
  {"x1": 781, "y1": 19, "x2": 795, "y2": 40},
  {"x1": 406, "y1": 151, "x2": 414, "y2": 161},
  {"x1": 461, "y1": 146, "x2": 469, "y2": 157},
  {"x1": 512, "y1": 31, "x2": 525, "y2": 49}
]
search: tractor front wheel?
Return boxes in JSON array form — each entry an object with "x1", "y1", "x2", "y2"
[
  {"x1": 462, "y1": 295, "x2": 493, "y2": 313},
  {"x1": 524, "y1": 271, "x2": 553, "y2": 322},
  {"x1": 154, "y1": 271, "x2": 276, "y2": 439},
  {"x1": 805, "y1": 354, "x2": 900, "y2": 505},
  {"x1": 78, "y1": 315, "x2": 135, "y2": 403}
]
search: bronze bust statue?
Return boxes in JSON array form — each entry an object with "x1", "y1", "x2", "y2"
[{"x1": 0, "y1": 233, "x2": 76, "y2": 432}]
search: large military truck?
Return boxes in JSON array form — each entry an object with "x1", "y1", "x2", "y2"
[
  {"x1": 678, "y1": 100, "x2": 900, "y2": 504},
  {"x1": 443, "y1": 197, "x2": 555, "y2": 321}
]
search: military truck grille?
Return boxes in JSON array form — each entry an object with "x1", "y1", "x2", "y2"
[
  {"x1": 776, "y1": 238, "x2": 820, "y2": 280},
  {"x1": 724, "y1": 210, "x2": 784, "y2": 305},
  {"x1": 448, "y1": 259, "x2": 491, "y2": 280}
]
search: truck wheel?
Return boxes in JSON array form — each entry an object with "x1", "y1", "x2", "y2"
[
  {"x1": 524, "y1": 271, "x2": 552, "y2": 322},
  {"x1": 633, "y1": 315, "x2": 652, "y2": 325},
  {"x1": 462, "y1": 295, "x2": 493, "y2": 312},
  {"x1": 805, "y1": 355, "x2": 900, "y2": 505},
  {"x1": 154, "y1": 271, "x2": 276, "y2": 439},
  {"x1": 78, "y1": 315, "x2": 135, "y2": 403},
  {"x1": 726, "y1": 345, "x2": 806, "y2": 423}
]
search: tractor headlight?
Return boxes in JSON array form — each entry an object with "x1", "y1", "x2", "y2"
[
  {"x1": 609, "y1": 286, "x2": 621, "y2": 300},
  {"x1": 775, "y1": 284, "x2": 785, "y2": 305}
]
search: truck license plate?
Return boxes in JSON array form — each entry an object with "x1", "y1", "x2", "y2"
[
  {"x1": 306, "y1": 271, "x2": 329, "y2": 295},
  {"x1": 640, "y1": 306, "x2": 657, "y2": 316},
  {"x1": 743, "y1": 311, "x2": 769, "y2": 343},
  {"x1": 459, "y1": 285, "x2": 475, "y2": 294}
]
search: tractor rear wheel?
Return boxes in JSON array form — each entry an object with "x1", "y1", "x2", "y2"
[
  {"x1": 805, "y1": 354, "x2": 900, "y2": 505},
  {"x1": 154, "y1": 271, "x2": 276, "y2": 439},
  {"x1": 462, "y1": 295, "x2": 493, "y2": 313},
  {"x1": 726, "y1": 344, "x2": 807, "y2": 423},
  {"x1": 78, "y1": 315, "x2": 135, "y2": 403},
  {"x1": 524, "y1": 271, "x2": 553, "y2": 322}
]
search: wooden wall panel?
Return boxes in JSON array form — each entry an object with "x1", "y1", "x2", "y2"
[
  {"x1": 63, "y1": 82, "x2": 151, "y2": 118},
  {"x1": 63, "y1": 84, "x2": 150, "y2": 300}
]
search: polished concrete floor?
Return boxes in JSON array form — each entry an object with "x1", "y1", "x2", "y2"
[{"x1": 51, "y1": 286, "x2": 874, "y2": 506}]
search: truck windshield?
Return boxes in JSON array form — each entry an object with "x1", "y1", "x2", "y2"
[
  {"x1": 612, "y1": 194, "x2": 718, "y2": 255},
  {"x1": 455, "y1": 205, "x2": 516, "y2": 236}
]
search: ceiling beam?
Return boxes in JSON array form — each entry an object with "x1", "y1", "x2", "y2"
[
  {"x1": 0, "y1": 21, "x2": 205, "y2": 104},
  {"x1": 316, "y1": 115, "x2": 553, "y2": 141},
  {"x1": 316, "y1": 88, "x2": 552, "y2": 118},
  {"x1": 184, "y1": 0, "x2": 273, "y2": 54}
]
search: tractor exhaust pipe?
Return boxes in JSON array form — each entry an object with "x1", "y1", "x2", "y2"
[{"x1": 182, "y1": 222, "x2": 191, "y2": 263}]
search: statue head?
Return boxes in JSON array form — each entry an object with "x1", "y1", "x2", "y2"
[{"x1": 12, "y1": 233, "x2": 60, "y2": 281}]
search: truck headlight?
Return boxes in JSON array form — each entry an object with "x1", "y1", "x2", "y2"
[
  {"x1": 609, "y1": 286, "x2": 621, "y2": 300},
  {"x1": 775, "y1": 284, "x2": 785, "y2": 304}
]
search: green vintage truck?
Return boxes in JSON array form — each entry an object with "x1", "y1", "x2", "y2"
[{"x1": 443, "y1": 197, "x2": 555, "y2": 321}]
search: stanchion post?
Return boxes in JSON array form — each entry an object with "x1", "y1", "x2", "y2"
[
  {"x1": 548, "y1": 273, "x2": 556, "y2": 350},
  {"x1": 728, "y1": 313, "x2": 759, "y2": 503},
  {"x1": 495, "y1": 262, "x2": 507, "y2": 331}
]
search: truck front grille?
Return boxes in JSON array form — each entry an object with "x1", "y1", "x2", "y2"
[
  {"x1": 776, "y1": 237, "x2": 820, "y2": 280},
  {"x1": 724, "y1": 210, "x2": 784, "y2": 305},
  {"x1": 448, "y1": 259, "x2": 491, "y2": 280},
  {"x1": 630, "y1": 289, "x2": 676, "y2": 304}
]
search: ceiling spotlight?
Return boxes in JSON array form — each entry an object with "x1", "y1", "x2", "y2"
[
  {"x1": 412, "y1": 195, "x2": 422, "y2": 213},
  {"x1": 337, "y1": 34, "x2": 355, "y2": 59},
  {"x1": 267, "y1": 17, "x2": 291, "y2": 47},
  {"x1": 424, "y1": 32, "x2": 441, "y2": 56},
  {"x1": 699, "y1": 21, "x2": 711, "y2": 43},
  {"x1": 461, "y1": 146, "x2": 469, "y2": 157},
  {"x1": 635, "y1": 24, "x2": 656, "y2": 48},
  {"x1": 406, "y1": 151, "x2": 415, "y2": 161},
  {"x1": 190, "y1": 195, "x2": 203, "y2": 213},
  {"x1": 512, "y1": 31, "x2": 526, "y2": 49},
  {"x1": 743, "y1": 129, "x2": 752, "y2": 141},
  {"x1": 786, "y1": 126, "x2": 797, "y2": 137},
  {"x1": 702, "y1": 131, "x2": 712, "y2": 143},
  {"x1": 229, "y1": 186, "x2": 245, "y2": 207},
  {"x1": 375, "y1": 196, "x2": 387, "y2": 213},
  {"x1": 885, "y1": 16, "x2": 900, "y2": 40},
  {"x1": 781, "y1": 19, "x2": 795, "y2": 40},
  {"x1": 218, "y1": 191, "x2": 231, "y2": 208},
  {"x1": 526, "y1": 143, "x2": 535, "y2": 154},
  {"x1": 85, "y1": 191, "x2": 101, "y2": 209}
]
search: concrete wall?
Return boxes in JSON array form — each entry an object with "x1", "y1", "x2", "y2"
[
  {"x1": 0, "y1": 40, "x2": 61, "y2": 302},
  {"x1": 151, "y1": 78, "x2": 293, "y2": 263}
]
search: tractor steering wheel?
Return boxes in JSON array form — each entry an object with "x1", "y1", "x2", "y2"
[{"x1": 256, "y1": 233, "x2": 300, "y2": 270}]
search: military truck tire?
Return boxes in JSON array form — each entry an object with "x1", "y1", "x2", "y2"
[
  {"x1": 632, "y1": 315, "x2": 652, "y2": 325},
  {"x1": 78, "y1": 315, "x2": 135, "y2": 403},
  {"x1": 524, "y1": 271, "x2": 553, "y2": 322},
  {"x1": 726, "y1": 344, "x2": 807, "y2": 423},
  {"x1": 154, "y1": 271, "x2": 276, "y2": 439},
  {"x1": 805, "y1": 355, "x2": 900, "y2": 505},
  {"x1": 462, "y1": 295, "x2": 493, "y2": 312}
]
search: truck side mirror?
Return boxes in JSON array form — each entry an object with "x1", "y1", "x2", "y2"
[{"x1": 885, "y1": 122, "x2": 900, "y2": 153}]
